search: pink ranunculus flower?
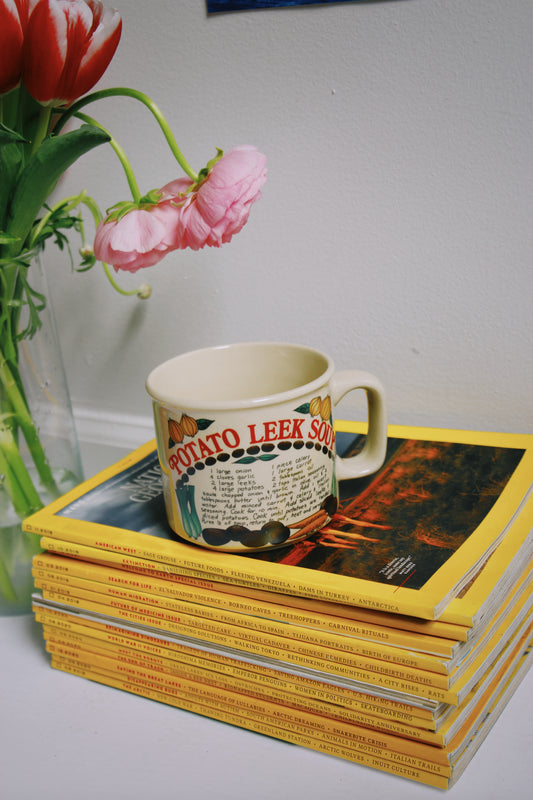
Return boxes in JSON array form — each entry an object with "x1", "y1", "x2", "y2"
[
  {"x1": 22, "y1": 0, "x2": 122, "y2": 106},
  {"x1": 161, "y1": 145, "x2": 267, "y2": 251},
  {"x1": 94, "y1": 201, "x2": 180, "y2": 273}
]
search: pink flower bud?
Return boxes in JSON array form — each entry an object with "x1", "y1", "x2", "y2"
[{"x1": 94, "y1": 203, "x2": 180, "y2": 273}]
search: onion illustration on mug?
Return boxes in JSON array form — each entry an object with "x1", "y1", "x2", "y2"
[{"x1": 146, "y1": 343, "x2": 388, "y2": 553}]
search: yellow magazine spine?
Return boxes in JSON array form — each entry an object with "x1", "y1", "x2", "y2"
[
  {"x1": 50, "y1": 658, "x2": 448, "y2": 789},
  {"x1": 33, "y1": 574, "x2": 452, "y2": 687},
  {"x1": 444, "y1": 580, "x2": 533, "y2": 707},
  {"x1": 23, "y1": 513, "x2": 436, "y2": 619},
  {"x1": 438, "y1": 493, "x2": 533, "y2": 627},
  {"x1": 32, "y1": 564, "x2": 452, "y2": 675},
  {"x1": 64, "y1": 619, "x2": 532, "y2": 760},
  {"x1": 37, "y1": 537, "x2": 470, "y2": 642},
  {"x1": 43, "y1": 631, "x2": 445, "y2": 747},
  {"x1": 33, "y1": 552, "x2": 459, "y2": 659},
  {"x1": 440, "y1": 621, "x2": 533, "y2": 756},
  {"x1": 48, "y1": 650, "x2": 451, "y2": 778},
  {"x1": 35, "y1": 614, "x2": 437, "y2": 731},
  {"x1": 42, "y1": 614, "x2": 533, "y2": 762},
  {"x1": 34, "y1": 582, "x2": 458, "y2": 704},
  {"x1": 33, "y1": 605, "x2": 437, "y2": 724}
]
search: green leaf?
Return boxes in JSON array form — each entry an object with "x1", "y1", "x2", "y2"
[
  {"x1": 196, "y1": 419, "x2": 215, "y2": 431},
  {"x1": 5, "y1": 124, "x2": 110, "y2": 256},
  {"x1": 200, "y1": 148, "x2": 223, "y2": 177},
  {"x1": 0, "y1": 143, "x2": 23, "y2": 233},
  {"x1": 0, "y1": 233, "x2": 20, "y2": 245},
  {"x1": 0, "y1": 123, "x2": 28, "y2": 145}
]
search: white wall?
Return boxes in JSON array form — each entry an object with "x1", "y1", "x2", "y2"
[{"x1": 48, "y1": 0, "x2": 533, "y2": 444}]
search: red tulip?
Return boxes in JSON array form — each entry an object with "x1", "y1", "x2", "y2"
[
  {"x1": 22, "y1": 0, "x2": 121, "y2": 106},
  {"x1": 0, "y1": 0, "x2": 31, "y2": 94}
]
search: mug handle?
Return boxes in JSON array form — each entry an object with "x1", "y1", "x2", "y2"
[{"x1": 331, "y1": 370, "x2": 388, "y2": 481}]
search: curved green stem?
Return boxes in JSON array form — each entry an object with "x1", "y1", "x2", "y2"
[
  {"x1": 100, "y1": 262, "x2": 148, "y2": 296},
  {"x1": 53, "y1": 87, "x2": 199, "y2": 182},
  {"x1": 73, "y1": 111, "x2": 142, "y2": 203},
  {"x1": 31, "y1": 106, "x2": 52, "y2": 156}
]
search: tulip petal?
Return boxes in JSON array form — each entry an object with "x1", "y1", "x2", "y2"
[
  {"x1": 23, "y1": 1, "x2": 71, "y2": 104},
  {"x1": 0, "y1": 0, "x2": 26, "y2": 94},
  {"x1": 73, "y1": 7, "x2": 122, "y2": 100}
]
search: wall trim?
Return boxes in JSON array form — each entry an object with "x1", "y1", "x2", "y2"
[{"x1": 73, "y1": 405, "x2": 154, "y2": 450}]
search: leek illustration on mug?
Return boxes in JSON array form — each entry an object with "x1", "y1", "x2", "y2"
[{"x1": 146, "y1": 342, "x2": 387, "y2": 552}]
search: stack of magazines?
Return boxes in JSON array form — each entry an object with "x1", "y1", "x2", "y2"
[{"x1": 26, "y1": 421, "x2": 533, "y2": 790}]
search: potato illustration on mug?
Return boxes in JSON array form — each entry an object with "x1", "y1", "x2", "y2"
[{"x1": 147, "y1": 342, "x2": 387, "y2": 553}]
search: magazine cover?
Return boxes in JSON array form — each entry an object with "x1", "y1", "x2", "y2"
[{"x1": 23, "y1": 422, "x2": 533, "y2": 619}]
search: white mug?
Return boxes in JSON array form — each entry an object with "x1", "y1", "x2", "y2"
[{"x1": 146, "y1": 342, "x2": 387, "y2": 552}]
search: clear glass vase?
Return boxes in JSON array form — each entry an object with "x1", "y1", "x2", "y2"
[{"x1": 0, "y1": 248, "x2": 84, "y2": 614}]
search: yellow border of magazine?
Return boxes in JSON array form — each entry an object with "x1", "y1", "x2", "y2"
[{"x1": 23, "y1": 421, "x2": 533, "y2": 621}]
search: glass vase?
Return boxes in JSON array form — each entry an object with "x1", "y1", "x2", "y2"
[{"x1": 0, "y1": 247, "x2": 83, "y2": 615}]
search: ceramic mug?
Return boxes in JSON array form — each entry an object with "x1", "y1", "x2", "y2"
[{"x1": 146, "y1": 342, "x2": 387, "y2": 552}]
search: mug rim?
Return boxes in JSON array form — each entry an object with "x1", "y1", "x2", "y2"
[{"x1": 146, "y1": 341, "x2": 334, "y2": 412}]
